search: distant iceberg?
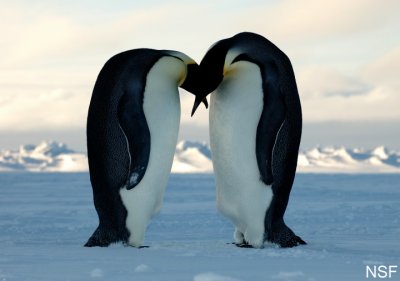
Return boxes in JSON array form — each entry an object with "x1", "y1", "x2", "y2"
[
  {"x1": 0, "y1": 140, "x2": 399, "y2": 173},
  {"x1": 298, "y1": 145, "x2": 400, "y2": 173},
  {"x1": 172, "y1": 141, "x2": 213, "y2": 173},
  {"x1": 0, "y1": 141, "x2": 87, "y2": 172}
]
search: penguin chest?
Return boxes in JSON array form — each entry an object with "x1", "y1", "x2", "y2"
[
  {"x1": 209, "y1": 61, "x2": 273, "y2": 227},
  {"x1": 142, "y1": 56, "x2": 182, "y2": 188}
]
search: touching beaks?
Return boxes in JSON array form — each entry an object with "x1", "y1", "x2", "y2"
[{"x1": 191, "y1": 96, "x2": 208, "y2": 117}]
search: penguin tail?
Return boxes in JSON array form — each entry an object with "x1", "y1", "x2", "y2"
[
  {"x1": 266, "y1": 221, "x2": 307, "y2": 248},
  {"x1": 84, "y1": 226, "x2": 124, "y2": 247}
]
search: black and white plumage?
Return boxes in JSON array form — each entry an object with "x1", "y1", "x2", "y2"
[
  {"x1": 85, "y1": 49, "x2": 201, "y2": 247},
  {"x1": 192, "y1": 32, "x2": 306, "y2": 248}
]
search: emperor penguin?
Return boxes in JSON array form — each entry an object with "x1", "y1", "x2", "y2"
[
  {"x1": 191, "y1": 32, "x2": 306, "y2": 248},
  {"x1": 85, "y1": 49, "x2": 205, "y2": 247}
]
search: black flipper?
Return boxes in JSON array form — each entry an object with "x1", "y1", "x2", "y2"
[
  {"x1": 263, "y1": 84, "x2": 305, "y2": 248},
  {"x1": 256, "y1": 61, "x2": 286, "y2": 185},
  {"x1": 117, "y1": 90, "x2": 150, "y2": 190}
]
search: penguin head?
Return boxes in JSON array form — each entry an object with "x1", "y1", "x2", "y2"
[
  {"x1": 180, "y1": 63, "x2": 211, "y2": 116},
  {"x1": 190, "y1": 32, "x2": 281, "y2": 116},
  {"x1": 189, "y1": 39, "x2": 232, "y2": 116},
  {"x1": 165, "y1": 50, "x2": 208, "y2": 114}
]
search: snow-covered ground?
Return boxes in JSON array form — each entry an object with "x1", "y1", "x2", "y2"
[
  {"x1": 0, "y1": 173, "x2": 399, "y2": 281},
  {"x1": 1, "y1": 140, "x2": 400, "y2": 174}
]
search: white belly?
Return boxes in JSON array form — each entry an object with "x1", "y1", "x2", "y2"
[
  {"x1": 120, "y1": 56, "x2": 184, "y2": 247},
  {"x1": 209, "y1": 61, "x2": 273, "y2": 247}
]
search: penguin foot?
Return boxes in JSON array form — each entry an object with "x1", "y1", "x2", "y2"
[
  {"x1": 235, "y1": 243, "x2": 254, "y2": 248},
  {"x1": 231, "y1": 241, "x2": 255, "y2": 248},
  {"x1": 121, "y1": 241, "x2": 149, "y2": 248},
  {"x1": 267, "y1": 222, "x2": 306, "y2": 248}
]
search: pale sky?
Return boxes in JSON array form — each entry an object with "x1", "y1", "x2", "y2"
[{"x1": 1, "y1": 0, "x2": 399, "y2": 151}]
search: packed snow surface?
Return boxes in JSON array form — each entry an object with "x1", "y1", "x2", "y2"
[
  {"x1": 0, "y1": 173, "x2": 399, "y2": 280},
  {"x1": 1, "y1": 141, "x2": 400, "y2": 173}
]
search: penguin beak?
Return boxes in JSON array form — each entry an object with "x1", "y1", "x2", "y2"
[
  {"x1": 191, "y1": 97, "x2": 208, "y2": 117},
  {"x1": 202, "y1": 97, "x2": 208, "y2": 109}
]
